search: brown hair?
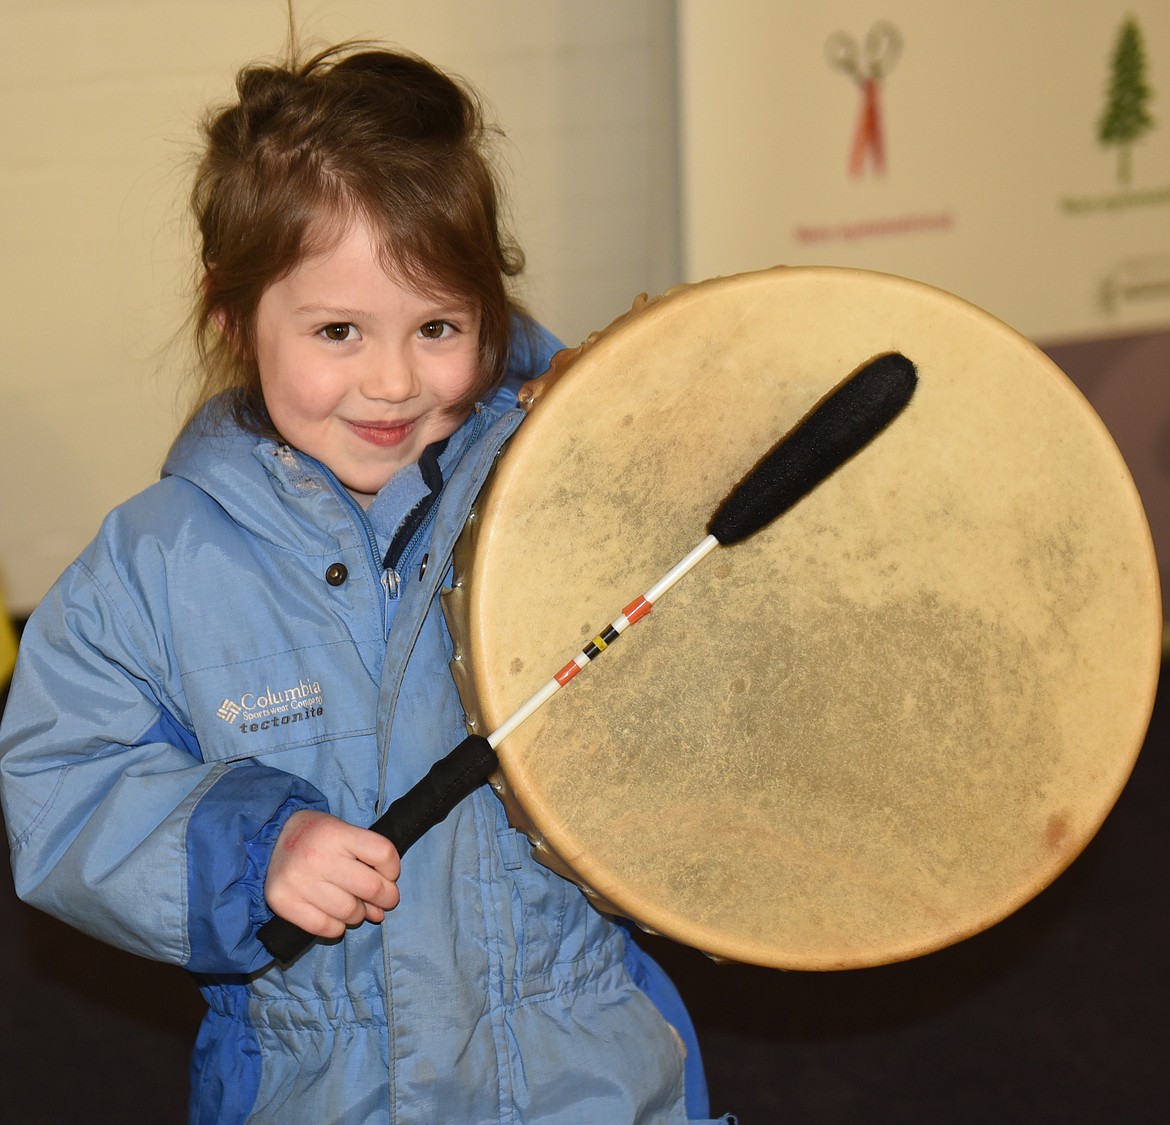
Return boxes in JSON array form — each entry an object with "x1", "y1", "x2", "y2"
[{"x1": 189, "y1": 43, "x2": 526, "y2": 437}]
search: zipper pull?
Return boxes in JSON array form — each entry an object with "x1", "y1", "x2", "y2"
[{"x1": 381, "y1": 569, "x2": 401, "y2": 636}]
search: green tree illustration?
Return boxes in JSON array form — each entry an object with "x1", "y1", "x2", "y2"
[{"x1": 1098, "y1": 18, "x2": 1155, "y2": 186}]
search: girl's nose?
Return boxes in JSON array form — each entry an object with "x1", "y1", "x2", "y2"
[{"x1": 361, "y1": 345, "x2": 420, "y2": 401}]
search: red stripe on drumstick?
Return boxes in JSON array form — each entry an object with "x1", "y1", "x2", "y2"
[{"x1": 622, "y1": 596, "x2": 653, "y2": 624}]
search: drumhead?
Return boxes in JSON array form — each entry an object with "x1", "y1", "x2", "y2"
[{"x1": 444, "y1": 267, "x2": 1161, "y2": 969}]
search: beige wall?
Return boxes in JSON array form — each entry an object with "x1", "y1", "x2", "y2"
[
  {"x1": 0, "y1": 0, "x2": 679, "y2": 613},
  {"x1": 677, "y1": 1, "x2": 1170, "y2": 343}
]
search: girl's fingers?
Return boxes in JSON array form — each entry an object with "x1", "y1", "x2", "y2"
[
  {"x1": 347, "y1": 828, "x2": 401, "y2": 882},
  {"x1": 266, "y1": 811, "x2": 402, "y2": 930}
]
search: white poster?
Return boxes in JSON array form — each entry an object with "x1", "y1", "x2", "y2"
[{"x1": 679, "y1": 1, "x2": 1170, "y2": 344}]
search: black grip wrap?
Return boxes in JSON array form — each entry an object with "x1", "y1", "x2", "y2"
[
  {"x1": 707, "y1": 352, "x2": 917, "y2": 546},
  {"x1": 258, "y1": 734, "x2": 498, "y2": 965},
  {"x1": 367, "y1": 734, "x2": 499, "y2": 853}
]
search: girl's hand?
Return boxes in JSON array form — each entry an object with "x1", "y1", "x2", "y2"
[{"x1": 265, "y1": 809, "x2": 401, "y2": 939}]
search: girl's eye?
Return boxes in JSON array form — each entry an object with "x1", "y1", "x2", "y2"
[
  {"x1": 419, "y1": 320, "x2": 451, "y2": 340},
  {"x1": 321, "y1": 323, "x2": 357, "y2": 342}
]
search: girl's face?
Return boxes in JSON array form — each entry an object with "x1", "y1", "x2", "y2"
[{"x1": 254, "y1": 218, "x2": 481, "y2": 506}]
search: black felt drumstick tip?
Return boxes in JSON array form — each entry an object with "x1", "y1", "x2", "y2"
[{"x1": 707, "y1": 352, "x2": 917, "y2": 546}]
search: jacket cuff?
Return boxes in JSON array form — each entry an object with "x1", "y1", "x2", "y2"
[
  {"x1": 185, "y1": 763, "x2": 327, "y2": 974},
  {"x1": 242, "y1": 793, "x2": 317, "y2": 930}
]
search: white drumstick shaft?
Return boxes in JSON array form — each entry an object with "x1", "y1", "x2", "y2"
[
  {"x1": 487, "y1": 534, "x2": 720, "y2": 749},
  {"x1": 644, "y1": 534, "x2": 719, "y2": 602}
]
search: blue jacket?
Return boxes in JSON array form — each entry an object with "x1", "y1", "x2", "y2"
[{"x1": 0, "y1": 326, "x2": 724, "y2": 1123}]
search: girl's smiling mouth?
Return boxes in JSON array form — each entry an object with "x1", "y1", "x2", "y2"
[{"x1": 347, "y1": 419, "x2": 417, "y2": 446}]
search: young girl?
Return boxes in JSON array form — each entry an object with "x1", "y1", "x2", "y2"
[{"x1": 0, "y1": 43, "x2": 726, "y2": 1124}]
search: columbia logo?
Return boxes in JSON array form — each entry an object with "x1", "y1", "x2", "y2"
[
  {"x1": 217, "y1": 699, "x2": 243, "y2": 722},
  {"x1": 215, "y1": 674, "x2": 325, "y2": 733}
]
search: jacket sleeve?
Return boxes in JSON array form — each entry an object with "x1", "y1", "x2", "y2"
[{"x1": 0, "y1": 558, "x2": 327, "y2": 975}]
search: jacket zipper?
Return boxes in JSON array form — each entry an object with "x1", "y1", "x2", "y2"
[
  {"x1": 381, "y1": 408, "x2": 489, "y2": 581},
  {"x1": 381, "y1": 437, "x2": 449, "y2": 580}
]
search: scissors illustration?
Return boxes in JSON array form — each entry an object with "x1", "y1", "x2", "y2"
[{"x1": 826, "y1": 22, "x2": 903, "y2": 176}]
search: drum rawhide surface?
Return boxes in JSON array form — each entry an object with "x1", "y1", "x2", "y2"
[{"x1": 442, "y1": 267, "x2": 1161, "y2": 971}]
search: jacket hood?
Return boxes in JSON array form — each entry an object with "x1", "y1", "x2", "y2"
[{"x1": 161, "y1": 402, "x2": 343, "y2": 554}]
